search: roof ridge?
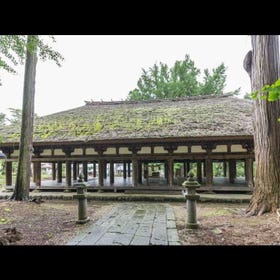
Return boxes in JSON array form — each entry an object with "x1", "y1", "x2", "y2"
[{"x1": 84, "y1": 93, "x2": 234, "y2": 106}]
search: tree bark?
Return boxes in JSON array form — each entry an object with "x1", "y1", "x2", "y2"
[
  {"x1": 11, "y1": 35, "x2": 38, "y2": 201},
  {"x1": 244, "y1": 35, "x2": 280, "y2": 215}
]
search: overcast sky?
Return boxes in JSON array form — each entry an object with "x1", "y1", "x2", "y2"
[{"x1": 0, "y1": 35, "x2": 252, "y2": 117}]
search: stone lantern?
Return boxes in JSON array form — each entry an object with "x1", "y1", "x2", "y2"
[
  {"x1": 73, "y1": 173, "x2": 90, "y2": 224},
  {"x1": 182, "y1": 171, "x2": 200, "y2": 229}
]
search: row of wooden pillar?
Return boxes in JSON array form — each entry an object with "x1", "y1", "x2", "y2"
[
  {"x1": 31, "y1": 160, "x2": 133, "y2": 188},
  {"x1": 4, "y1": 158, "x2": 254, "y2": 189}
]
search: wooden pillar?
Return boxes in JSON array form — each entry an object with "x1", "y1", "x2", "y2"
[
  {"x1": 205, "y1": 158, "x2": 213, "y2": 187},
  {"x1": 186, "y1": 160, "x2": 190, "y2": 173},
  {"x1": 65, "y1": 161, "x2": 72, "y2": 187},
  {"x1": 34, "y1": 162, "x2": 41, "y2": 187},
  {"x1": 32, "y1": 163, "x2": 36, "y2": 183},
  {"x1": 183, "y1": 162, "x2": 187, "y2": 177},
  {"x1": 223, "y1": 161, "x2": 227, "y2": 177},
  {"x1": 52, "y1": 162, "x2": 56, "y2": 180},
  {"x1": 127, "y1": 162, "x2": 131, "y2": 177},
  {"x1": 5, "y1": 161, "x2": 12, "y2": 186},
  {"x1": 57, "y1": 162, "x2": 62, "y2": 183},
  {"x1": 132, "y1": 158, "x2": 138, "y2": 187},
  {"x1": 203, "y1": 160, "x2": 206, "y2": 177},
  {"x1": 164, "y1": 162, "x2": 168, "y2": 179},
  {"x1": 98, "y1": 160, "x2": 104, "y2": 187},
  {"x1": 197, "y1": 160, "x2": 202, "y2": 184},
  {"x1": 76, "y1": 163, "x2": 80, "y2": 177},
  {"x1": 73, "y1": 162, "x2": 77, "y2": 181},
  {"x1": 138, "y1": 162, "x2": 142, "y2": 184},
  {"x1": 144, "y1": 163, "x2": 149, "y2": 185},
  {"x1": 168, "y1": 158, "x2": 174, "y2": 187},
  {"x1": 245, "y1": 158, "x2": 254, "y2": 189},
  {"x1": 110, "y1": 161, "x2": 114, "y2": 185},
  {"x1": 103, "y1": 161, "x2": 107, "y2": 179},
  {"x1": 229, "y1": 159, "x2": 236, "y2": 184},
  {"x1": 123, "y1": 162, "x2": 127, "y2": 179},
  {"x1": 83, "y1": 161, "x2": 88, "y2": 182},
  {"x1": 93, "y1": 162, "x2": 97, "y2": 177}
]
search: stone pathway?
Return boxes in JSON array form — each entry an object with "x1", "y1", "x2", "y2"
[{"x1": 67, "y1": 203, "x2": 180, "y2": 245}]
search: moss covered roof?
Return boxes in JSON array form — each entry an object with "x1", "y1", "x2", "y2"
[{"x1": 0, "y1": 94, "x2": 253, "y2": 143}]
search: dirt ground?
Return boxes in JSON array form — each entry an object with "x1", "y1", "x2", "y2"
[
  {"x1": 1, "y1": 199, "x2": 280, "y2": 245},
  {"x1": 0, "y1": 199, "x2": 114, "y2": 245},
  {"x1": 172, "y1": 202, "x2": 280, "y2": 245}
]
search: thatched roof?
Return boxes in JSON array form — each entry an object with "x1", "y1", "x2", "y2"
[{"x1": 0, "y1": 94, "x2": 253, "y2": 143}]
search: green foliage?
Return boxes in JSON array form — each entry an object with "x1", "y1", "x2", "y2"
[
  {"x1": 0, "y1": 35, "x2": 64, "y2": 85},
  {"x1": 127, "y1": 54, "x2": 239, "y2": 100},
  {"x1": 250, "y1": 78, "x2": 280, "y2": 121},
  {"x1": 0, "y1": 113, "x2": 5, "y2": 126},
  {"x1": 250, "y1": 79, "x2": 280, "y2": 101},
  {"x1": 243, "y1": 92, "x2": 252, "y2": 100},
  {"x1": 0, "y1": 35, "x2": 26, "y2": 77},
  {"x1": 6, "y1": 108, "x2": 22, "y2": 125}
]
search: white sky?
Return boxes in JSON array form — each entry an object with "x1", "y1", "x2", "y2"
[{"x1": 0, "y1": 35, "x2": 252, "y2": 117}]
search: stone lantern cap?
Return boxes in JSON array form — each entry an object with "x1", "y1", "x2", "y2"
[
  {"x1": 182, "y1": 171, "x2": 200, "y2": 189},
  {"x1": 182, "y1": 171, "x2": 200, "y2": 198},
  {"x1": 74, "y1": 173, "x2": 87, "y2": 195}
]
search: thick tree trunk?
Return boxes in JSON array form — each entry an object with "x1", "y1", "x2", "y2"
[
  {"x1": 11, "y1": 36, "x2": 38, "y2": 201},
  {"x1": 244, "y1": 35, "x2": 280, "y2": 215}
]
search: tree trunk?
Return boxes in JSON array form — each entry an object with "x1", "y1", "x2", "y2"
[
  {"x1": 11, "y1": 35, "x2": 38, "y2": 201},
  {"x1": 244, "y1": 35, "x2": 280, "y2": 215}
]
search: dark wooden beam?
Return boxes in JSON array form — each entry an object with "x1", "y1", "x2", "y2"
[
  {"x1": 83, "y1": 161, "x2": 88, "y2": 182},
  {"x1": 98, "y1": 159, "x2": 104, "y2": 187},
  {"x1": 205, "y1": 158, "x2": 213, "y2": 187},
  {"x1": 65, "y1": 160, "x2": 72, "y2": 187},
  {"x1": 197, "y1": 160, "x2": 202, "y2": 184},
  {"x1": 138, "y1": 162, "x2": 142, "y2": 184},
  {"x1": 132, "y1": 159, "x2": 138, "y2": 187},
  {"x1": 183, "y1": 162, "x2": 187, "y2": 177},
  {"x1": 93, "y1": 162, "x2": 97, "y2": 177},
  {"x1": 110, "y1": 161, "x2": 114, "y2": 185},
  {"x1": 123, "y1": 162, "x2": 127, "y2": 179},
  {"x1": 168, "y1": 158, "x2": 174, "y2": 187},
  {"x1": 164, "y1": 162, "x2": 168, "y2": 179},
  {"x1": 103, "y1": 161, "x2": 107, "y2": 179},
  {"x1": 34, "y1": 162, "x2": 41, "y2": 187},
  {"x1": 229, "y1": 159, "x2": 236, "y2": 184},
  {"x1": 127, "y1": 162, "x2": 131, "y2": 177},
  {"x1": 223, "y1": 161, "x2": 227, "y2": 177},
  {"x1": 73, "y1": 162, "x2": 77, "y2": 181},
  {"x1": 57, "y1": 162, "x2": 62, "y2": 183},
  {"x1": 52, "y1": 162, "x2": 56, "y2": 180},
  {"x1": 5, "y1": 161, "x2": 12, "y2": 186}
]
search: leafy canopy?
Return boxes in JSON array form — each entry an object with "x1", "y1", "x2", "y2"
[
  {"x1": 127, "y1": 54, "x2": 240, "y2": 100},
  {"x1": 250, "y1": 78, "x2": 280, "y2": 122},
  {"x1": 0, "y1": 35, "x2": 64, "y2": 85}
]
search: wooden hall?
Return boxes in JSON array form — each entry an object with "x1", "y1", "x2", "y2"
[{"x1": 0, "y1": 94, "x2": 254, "y2": 193}]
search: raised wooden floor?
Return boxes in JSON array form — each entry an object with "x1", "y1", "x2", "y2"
[{"x1": 3, "y1": 176, "x2": 251, "y2": 193}]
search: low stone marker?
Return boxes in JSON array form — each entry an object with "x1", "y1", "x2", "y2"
[
  {"x1": 73, "y1": 173, "x2": 90, "y2": 224},
  {"x1": 182, "y1": 171, "x2": 200, "y2": 229}
]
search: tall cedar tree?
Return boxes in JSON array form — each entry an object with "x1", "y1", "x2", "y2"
[{"x1": 244, "y1": 35, "x2": 280, "y2": 215}]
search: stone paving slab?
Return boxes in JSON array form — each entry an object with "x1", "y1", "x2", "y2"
[{"x1": 67, "y1": 202, "x2": 180, "y2": 246}]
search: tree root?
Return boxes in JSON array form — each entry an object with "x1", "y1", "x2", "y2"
[{"x1": 0, "y1": 227, "x2": 22, "y2": 245}]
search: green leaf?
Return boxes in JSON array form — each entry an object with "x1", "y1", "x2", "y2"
[
  {"x1": 268, "y1": 91, "x2": 279, "y2": 101},
  {"x1": 260, "y1": 95, "x2": 267, "y2": 100},
  {"x1": 251, "y1": 91, "x2": 258, "y2": 99},
  {"x1": 262, "y1": 85, "x2": 271, "y2": 91}
]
